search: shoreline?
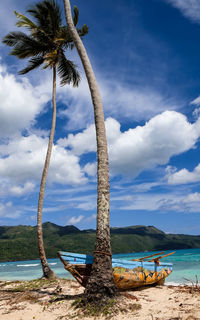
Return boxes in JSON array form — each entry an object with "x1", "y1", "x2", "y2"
[{"x1": 0, "y1": 278, "x2": 199, "y2": 320}]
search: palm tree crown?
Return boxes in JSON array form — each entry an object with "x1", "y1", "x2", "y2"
[{"x1": 2, "y1": 0, "x2": 88, "y2": 84}]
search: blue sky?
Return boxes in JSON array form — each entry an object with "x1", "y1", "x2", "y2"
[{"x1": 1, "y1": 0, "x2": 200, "y2": 234}]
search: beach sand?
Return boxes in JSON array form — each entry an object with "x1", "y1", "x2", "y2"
[{"x1": 0, "y1": 279, "x2": 199, "y2": 320}]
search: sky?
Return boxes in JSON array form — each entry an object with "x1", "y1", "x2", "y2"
[{"x1": 1, "y1": 0, "x2": 200, "y2": 234}]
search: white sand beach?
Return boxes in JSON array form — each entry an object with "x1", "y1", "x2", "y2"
[{"x1": 0, "y1": 279, "x2": 199, "y2": 320}]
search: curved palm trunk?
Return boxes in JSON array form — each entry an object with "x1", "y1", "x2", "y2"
[
  {"x1": 63, "y1": 0, "x2": 116, "y2": 303},
  {"x1": 37, "y1": 66, "x2": 57, "y2": 279}
]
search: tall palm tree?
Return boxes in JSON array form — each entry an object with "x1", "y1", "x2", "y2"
[
  {"x1": 63, "y1": 0, "x2": 117, "y2": 302},
  {"x1": 3, "y1": 0, "x2": 88, "y2": 279}
]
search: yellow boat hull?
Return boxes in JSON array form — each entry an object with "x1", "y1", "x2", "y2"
[{"x1": 113, "y1": 266, "x2": 172, "y2": 289}]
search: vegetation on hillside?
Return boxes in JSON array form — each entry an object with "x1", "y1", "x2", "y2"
[{"x1": 0, "y1": 222, "x2": 199, "y2": 262}]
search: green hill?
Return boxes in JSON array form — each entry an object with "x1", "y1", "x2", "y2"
[{"x1": 0, "y1": 222, "x2": 200, "y2": 261}]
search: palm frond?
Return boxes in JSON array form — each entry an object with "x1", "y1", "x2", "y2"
[
  {"x1": 55, "y1": 26, "x2": 74, "y2": 49},
  {"x1": 57, "y1": 52, "x2": 80, "y2": 87},
  {"x1": 2, "y1": 31, "x2": 29, "y2": 47},
  {"x1": 8, "y1": 34, "x2": 48, "y2": 59},
  {"x1": 2, "y1": 31, "x2": 48, "y2": 54},
  {"x1": 73, "y1": 6, "x2": 79, "y2": 27},
  {"x1": 43, "y1": 50, "x2": 58, "y2": 68},
  {"x1": 27, "y1": 0, "x2": 62, "y2": 36},
  {"x1": 14, "y1": 11, "x2": 37, "y2": 31},
  {"x1": 19, "y1": 56, "x2": 44, "y2": 74},
  {"x1": 2, "y1": 0, "x2": 86, "y2": 88},
  {"x1": 45, "y1": 0, "x2": 62, "y2": 34},
  {"x1": 77, "y1": 24, "x2": 89, "y2": 38}
]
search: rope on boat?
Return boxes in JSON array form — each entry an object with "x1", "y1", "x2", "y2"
[{"x1": 93, "y1": 250, "x2": 112, "y2": 256}]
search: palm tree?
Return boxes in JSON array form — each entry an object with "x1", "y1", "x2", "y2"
[
  {"x1": 63, "y1": 0, "x2": 117, "y2": 303},
  {"x1": 2, "y1": 0, "x2": 88, "y2": 279}
]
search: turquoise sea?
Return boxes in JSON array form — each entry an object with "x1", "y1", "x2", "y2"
[{"x1": 0, "y1": 248, "x2": 200, "y2": 285}]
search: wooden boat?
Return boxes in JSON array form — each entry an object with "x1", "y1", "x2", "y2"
[{"x1": 58, "y1": 251, "x2": 174, "y2": 290}]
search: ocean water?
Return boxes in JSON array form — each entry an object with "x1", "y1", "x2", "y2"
[{"x1": 0, "y1": 248, "x2": 200, "y2": 285}]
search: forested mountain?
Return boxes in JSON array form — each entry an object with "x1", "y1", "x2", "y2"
[{"x1": 0, "y1": 222, "x2": 200, "y2": 261}]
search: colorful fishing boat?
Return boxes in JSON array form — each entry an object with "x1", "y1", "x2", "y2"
[{"x1": 58, "y1": 251, "x2": 174, "y2": 290}]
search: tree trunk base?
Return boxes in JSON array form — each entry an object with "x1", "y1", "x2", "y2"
[
  {"x1": 81, "y1": 255, "x2": 118, "y2": 306},
  {"x1": 82, "y1": 279, "x2": 117, "y2": 306},
  {"x1": 42, "y1": 265, "x2": 56, "y2": 279}
]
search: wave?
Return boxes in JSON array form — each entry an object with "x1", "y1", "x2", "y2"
[
  {"x1": 17, "y1": 264, "x2": 39, "y2": 267},
  {"x1": 166, "y1": 281, "x2": 184, "y2": 286},
  {"x1": 49, "y1": 263, "x2": 57, "y2": 266}
]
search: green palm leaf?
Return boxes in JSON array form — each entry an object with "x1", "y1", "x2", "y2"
[
  {"x1": 57, "y1": 52, "x2": 80, "y2": 87},
  {"x1": 77, "y1": 24, "x2": 89, "y2": 37},
  {"x1": 2, "y1": 31, "x2": 31, "y2": 46},
  {"x1": 27, "y1": 0, "x2": 62, "y2": 36},
  {"x1": 14, "y1": 11, "x2": 37, "y2": 31},
  {"x1": 2, "y1": 0, "x2": 87, "y2": 79},
  {"x1": 19, "y1": 56, "x2": 44, "y2": 74},
  {"x1": 73, "y1": 6, "x2": 79, "y2": 26},
  {"x1": 3, "y1": 32, "x2": 48, "y2": 58}
]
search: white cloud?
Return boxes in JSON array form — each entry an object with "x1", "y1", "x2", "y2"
[
  {"x1": 191, "y1": 96, "x2": 200, "y2": 106},
  {"x1": 0, "y1": 64, "x2": 50, "y2": 138},
  {"x1": 66, "y1": 213, "x2": 96, "y2": 226},
  {"x1": 118, "y1": 189, "x2": 200, "y2": 213},
  {"x1": 61, "y1": 111, "x2": 200, "y2": 178},
  {"x1": 191, "y1": 96, "x2": 200, "y2": 119},
  {"x1": 76, "y1": 201, "x2": 96, "y2": 211},
  {"x1": 166, "y1": 164, "x2": 200, "y2": 185},
  {"x1": 0, "y1": 181, "x2": 35, "y2": 197},
  {"x1": 192, "y1": 108, "x2": 200, "y2": 120},
  {"x1": 57, "y1": 75, "x2": 179, "y2": 130},
  {"x1": 85, "y1": 214, "x2": 96, "y2": 223},
  {"x1": 84, "y1": 162, "x2": 97, "y2": 177},
  {"x1": 165, "y1": 0, "x2": 200, "y2": 23},
  {"x1": 0, "y1": 201, "x2": 21, "y2": 218},
  {"x1": 0, "y1": 134, "x2": 86, "y2": 190},
  {"x1": 110, "y1": 111, "x2": 200, "y2": 176},
  {"x1": 58, "y1": 120, "x2": 96, "y2": 155},
  {"x1": 9, "y1": 182, "x2": 35, "y2": 196},
  {"x1": 66, "y1": 215, "x2": 84, "y2": 225},
  {"x1": 58, "y1": 117, "x2": 121, "y2": 156},
  {"x1": 0, "y1": 53, "x2": 179, "y2": 137},
  {"x1": 100, "y1": 80, "x2": 177, "y2": 123},
  {"x1": 183, "y1": 192, "x2": 200, "y2": 203},
  {"x1": 158, "y1": 192, "x2": 200, "y2": 213}
]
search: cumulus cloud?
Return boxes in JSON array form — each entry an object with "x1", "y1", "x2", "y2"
[
  {"x1": 0, "y1": 56, "x2": 179, "y2": 136},
  {"x1": 0, "y1": 201, "x2": 21, "y2": 218},
  {"x1": 158, "y1": 192, "x2": 200, "y2": 213},
  {"x1": 165, "y1": 0, "x2": 200, "y2": 23},
  {"x1": 0, "y1": 64, "x2": 50, "y2": 138},
  {"x1": 0, "y1": 181, "x2": 35, "y2": 197},
  {"x1": 66, "y1": 215, "x2": 84, "y2": 225},
  {"x1": 84, "y1": 163, "x2": 97, "y2": 177},
  {"x1": 66, "y1": 213, "x2": 96, "y2": 226},
  {"x1": 9, "y1": 182, "x2": 35, "y2": 196},
  {"x1": 118, "y1": 189, "x2": 200, "y2": 213},
  {"x1": 111, "y1": 111, "x2": 200, "y2": 176},
  {"x1": 100, "y1": 80, "x2": 177, "y2": 123},
  {"x1": 60, "y1": 111, "x2": 200, "y2": 178},
  {"x1": 58, "y1": 121, "x2": 96, "y2": 155},
  {"x1": 58, "y1": 75, "x2": 178, "y2": 130},
  {"x1": 166, "y1": 164, "x2": 200, "y2": 185},
  {"x1": 0, "y1": 134, "x2": 86, "y2": 191},
  {"x1": 58, "y1": 117, "x2": 120, "y2": 156}
]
